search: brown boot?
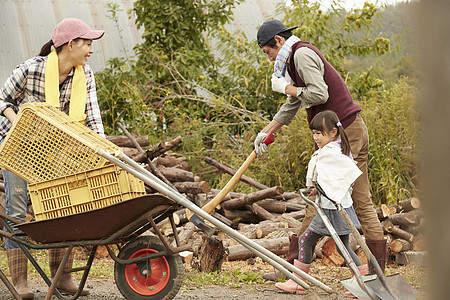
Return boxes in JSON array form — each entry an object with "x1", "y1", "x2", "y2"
[
  {"x1": 344, "y1": 264, "x2": 369, "y2": 298},
  {"x1": 49, "y1": 248, "x2": 90, "y2": 296},
  {"x1": 275, "y1": 260, "x2": 310, "y2": 294},
  {"x1": 263, "y1": 234, "x2": 299, "y2": 281},
  {"x1": 6, "y1": 249, "x2": 34, "y2": 300},
  {"x1": 366, "y1": 239, "x2": 387, "y2": 274}
]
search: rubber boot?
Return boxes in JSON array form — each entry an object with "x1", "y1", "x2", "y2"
[
  {"x1": 366, "y1": 239, "x2": 387, "y2": 274},
  {"x1": 344, "y1": 264, "x2": 369, "y2": 298},
  {"x1": 49, "y1": 248, "x2": 90, "y2": 296},
  {"x1": 6, "y1": 249, "x2": 34, "y2": 300},
  {"x1": 275, "y1": 260, "x2": 310, "y2": 294},
  {"x1": 263, "y1": 234, "x2": 299, "y2": 281}
]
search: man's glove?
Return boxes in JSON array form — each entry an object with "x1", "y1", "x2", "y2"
[
  {"x1": 271, "y1": 74, "x2": 289, "y2": 94},
  {"x1": 254, "y1": 132, "x2": 269, "y2": 155}
]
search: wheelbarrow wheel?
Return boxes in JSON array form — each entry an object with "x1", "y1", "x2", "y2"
[{"x1": 114, "y1": 236, "x2": 184, "y2": 300}]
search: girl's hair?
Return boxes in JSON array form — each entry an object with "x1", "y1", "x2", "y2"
[
  {"x1": 265, "y1": 31, "x2": 293, "y2": 48},
  {"x1": 38, "y1": 38, "x2": 80, "y2": 56},
  {"x1": 309, "y1": 110, "x2": 352, "y2": 156}
]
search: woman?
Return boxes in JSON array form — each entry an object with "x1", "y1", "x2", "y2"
[{"x1": 0, "y1": 18, "x2": 105, "y2": 299}]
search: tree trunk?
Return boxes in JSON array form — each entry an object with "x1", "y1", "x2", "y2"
[{"x1": 193, "y1": 235, "x2": 226, "y2": 272}]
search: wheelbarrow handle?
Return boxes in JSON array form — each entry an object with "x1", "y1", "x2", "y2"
[{"x1": 96, "y1": 148, "x2": 335, "y2": 294}]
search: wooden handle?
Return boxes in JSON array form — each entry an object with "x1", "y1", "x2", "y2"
[{"x1": 202, "y1": 151, "x2": 257, "y2": 214}]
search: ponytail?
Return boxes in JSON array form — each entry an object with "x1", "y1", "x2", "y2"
[
  {"x1": 39, "y1": 40, "x2": 53, "y2": 56},
  {"x1": 337, "y1": 126, "x2": 351, "y2": 157}
]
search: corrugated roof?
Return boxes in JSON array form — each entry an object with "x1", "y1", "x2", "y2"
[
  {"x1": 0, "y1": 0, "x2": 284, "y2": 82},
  {"x1": 0, "y1": 0, "x2": 142, "y2": 82}
]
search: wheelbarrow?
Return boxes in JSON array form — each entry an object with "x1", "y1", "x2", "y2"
[
  {"x1": 299, "y1": 187, "x2": 416, "y2": 300},
  {"x1": 0, "y1": 194, "x2": 188, "y2": 300},
  {"x1": 0, "y1": 148, "x2": 336, "y2": 299}
]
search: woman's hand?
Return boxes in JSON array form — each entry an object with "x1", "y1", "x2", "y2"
[{"x1": 3, "y1": 107, "x2": 17, "y2": 123}]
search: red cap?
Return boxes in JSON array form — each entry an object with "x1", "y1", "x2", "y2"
[{"x1": 52, "y1": 18, "x2": 104, "y2": 48}]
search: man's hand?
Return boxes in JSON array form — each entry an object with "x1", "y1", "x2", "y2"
[
  {"x1": 254, "y1": 132, "x2": 269, "y2": 155},
  {"x1": 271, "y1": 74, "x2": 289, "y2": 94}
]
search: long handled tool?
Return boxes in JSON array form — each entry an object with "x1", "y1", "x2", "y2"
[
  {"x1": 96, "y1": 148, "x2": 335, "y2": 294},
  {"x1": 186, "y1": 133, "x2": 275, "y2": 230},
  {"x1": 300, "y1": 187, "x2": 416, "y2": 300}
]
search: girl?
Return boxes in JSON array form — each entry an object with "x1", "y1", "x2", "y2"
[
  {"x1": 275, "y1": 110, "x2": 365, "y2": 298},
  {"x1": 0, "y1": 18, "x2": 105, "y2": 299}
]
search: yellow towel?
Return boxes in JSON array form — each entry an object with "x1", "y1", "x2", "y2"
[{"x1": 45, "y1": 49, "x2": 87, "y2": 122}]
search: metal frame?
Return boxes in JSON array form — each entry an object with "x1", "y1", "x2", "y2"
[{"x1": 0, "y1": 200, "x2": 188, "y2": 300}]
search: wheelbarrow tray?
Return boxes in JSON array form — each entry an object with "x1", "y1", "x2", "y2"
[{"x1": 16, "y1": 194, "x2": 177, "y2": 243}]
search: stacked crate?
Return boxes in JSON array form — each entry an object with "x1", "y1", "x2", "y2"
[{"x1": 0, "y1": 103, "x2": 146, "y2": 220}]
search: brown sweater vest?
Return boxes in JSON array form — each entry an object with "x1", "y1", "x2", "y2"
[{"x1": 287, "y1": 41, "x2": 361, "y2": 128}]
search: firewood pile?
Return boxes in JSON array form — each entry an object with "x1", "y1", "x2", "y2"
[{"x1": 0, "y1": 133, "x2": 425, "y2": 270}]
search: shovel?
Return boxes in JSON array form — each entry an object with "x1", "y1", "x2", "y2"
[
  {"x1": 306, "y1": 185, "x2": 416, "y2": 300},
  {"x1": 186, "y1": 133, "x2": 275, "y2": 231}
]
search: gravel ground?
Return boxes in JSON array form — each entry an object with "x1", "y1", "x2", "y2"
[
  {"x1": 0, "y1": 277, "x2": 348, "y2": 300},
  {"x1": 0, "y1": 250, "x2": 427, "y2": 299}
]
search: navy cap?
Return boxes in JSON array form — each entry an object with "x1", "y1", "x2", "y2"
[{"x1": 257, "y1": 20, "x2": 298, "y2": 48}]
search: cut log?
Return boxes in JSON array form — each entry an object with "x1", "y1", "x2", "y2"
[
  {"x1": 390, "y1": 239, "x2": 411, "y2": 253},
  {"x1": 227, "y1": 237, "x2": 289, "y2": 261},
  {"x1": 390, "y1": 197, "x2": 421, "y2": 213},
  {"x1": 376, "y1": 204, "x2": 391, "y2": 220},
  {"x1": 155, "y1": 154, "x2": 189, "y2": 170},
  {"x1": 178, "y1": 222, "x2": 198, "y2": 245},
  {"x1": 388, "y1": 212, "x2": 420, "y2": 227},
  {"x1": 222, "y1": 209, "x2": 259, "y2": 224},
  {"x1": 203, "y1": 156, "x2": 269, "y2": 190},
  {"x1": 173, "y1": 181, "x2": 211, "y2": 194},
  {"x1": 280, "y1": 213, "x2": 302, "y2": 229},
  {"x1": 157, "y1": 166, "x2": 195, "y2": 182},
  {"x1": 193, "y1": 235, "x2": 226, "y2": 272},
  {"x1": 106, "y1": 135, "x2": 149, "y2": 148},
  {"x1": 247, "y1": 203, "x2": 274, "y2": 221},
  {"x1": 383, "y1": 220, "x2": 415, "y2": 243},
  {"x1": 257, "y1": 227, "x2": 292, "y2": 239},
  {"x1": 256, "y1": 199, "x2": 287, "y2": 214},
  {"x1": 402, "y1": 218, "x2": 426, "y2": 235},
  {"x1": 220, "y1": 187, "x2": 284, "y2": 210},
  {"x1": 320, "y1": 238, "x2": 344, "y2": 266},
  {"x1": 147, "y1": 136, "x2": 183, "y2": 159}
]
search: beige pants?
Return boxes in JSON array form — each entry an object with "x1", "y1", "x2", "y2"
[{"x1": 299, "y1": 115, "x2": 384, "y2": 241}]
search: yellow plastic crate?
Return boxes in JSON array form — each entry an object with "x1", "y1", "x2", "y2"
[
  {"x1": 0, "y1": 103, "x2": 121, "y2": 184},
  {"x1": 29, "y1": 164, "x2": 146, "y2": 221}
]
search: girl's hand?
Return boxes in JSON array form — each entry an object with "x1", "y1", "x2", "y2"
[{"x1": 308, "y1": 188, "x2": 318, "y2": 196}]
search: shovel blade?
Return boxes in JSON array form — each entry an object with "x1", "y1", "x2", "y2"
[
  {"x1": 341, "y1": 274, "x2": 380, "y2": 300},
  {"x1": 366, "y1": 273, "x2": 416, "y2": 300}
]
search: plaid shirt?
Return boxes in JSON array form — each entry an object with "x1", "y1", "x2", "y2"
[{"x1": 0, "y1": 56, "x2": 105, "y2": 139}]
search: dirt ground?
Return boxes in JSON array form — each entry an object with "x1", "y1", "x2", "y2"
[{"x1": 0, "y1": 256, "x2": 428, "y2": 300}]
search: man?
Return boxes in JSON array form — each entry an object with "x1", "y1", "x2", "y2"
[{"x1": 254, "y1": 20, "x2": 386, "y2": 279}]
